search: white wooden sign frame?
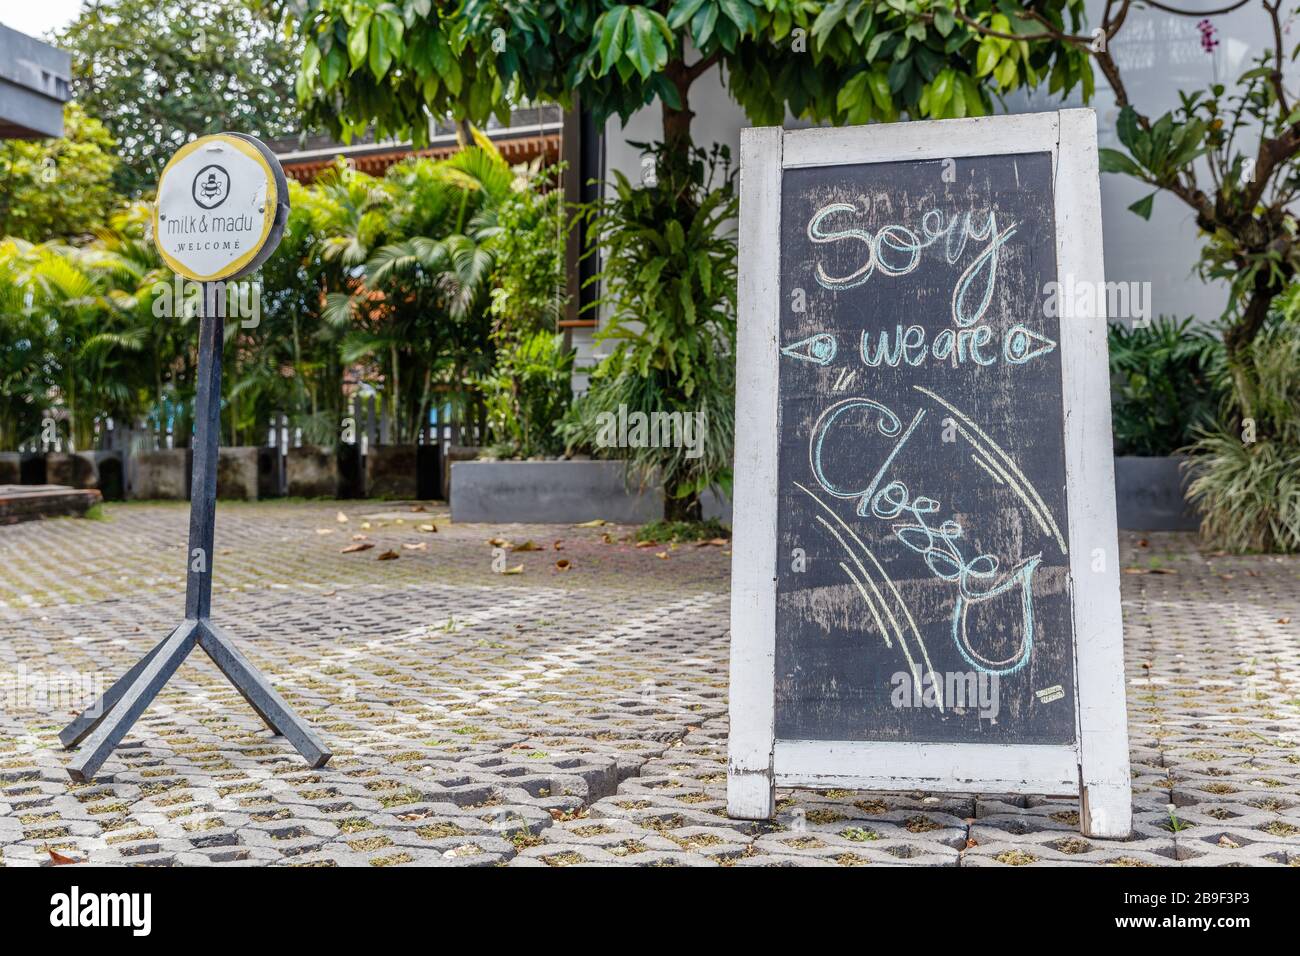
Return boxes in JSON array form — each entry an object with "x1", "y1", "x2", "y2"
[{"x1": 727, "y1": 110, "x2": 1132, "y2": 838}]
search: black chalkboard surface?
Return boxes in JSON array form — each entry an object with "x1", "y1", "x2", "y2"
[{"x1": 773, "y1": 153, "x2": 1076, "y2": 746}]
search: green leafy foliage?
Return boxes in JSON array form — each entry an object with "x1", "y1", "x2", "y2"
[
  {"x1": 1186, "y1": 298, "x2": 1300, "y2": 554},
  {"x1": 298, "y1": 1, "x2": 1092, "y2": 142},
  {"x1": 0, "y1": 105, "x2": 121, "y2": 242},
  {"x1": 635, "y1": 516, "x2": 730, "y2": 542},
  {"x1": 480, "y1": 330, "x2": 574, "y2": 458},
  {"x1": 0, "y1": 143, "x2": 559, "y2": 455},
  {"x1": 0, "y1": 209, "x2": 159, "y2": 450},
  {"x1": 321, "y1": 139, "x2": 518, "y2": 443},
  {"x1": 486, "y1": 162, "x2": 567, "y2": 338},
  {"x1": 1093, "y1": 41, "x2": 1300, "y2": 457},
  {"x1": 1098, "y1": 105, "x2": 1207, "y2": 219},
  {"x1": 1107, "y1": 317, "x2": 1219, "y2": 457},
  {"x1": 58, "y1": 0, "x2": 307, "y2": 195},
  {"x1": 560, "y1": 144, "x2": 738, "y2": 514}
]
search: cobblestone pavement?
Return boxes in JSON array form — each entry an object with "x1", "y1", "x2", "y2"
[{"x1": 1, "y1": 501, "x2": 1297, "y2": 867}]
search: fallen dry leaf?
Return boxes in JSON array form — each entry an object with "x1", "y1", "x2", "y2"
[
  {"x1": 1137, "y1": 538, "x2": 1149, "y2": 548},
  {"x1": 512, "y1": 540, "x2": 543, "y2": 552},
  {"x1": 575, "y1": 519, "x2": 608, "y2": 527},
  {"x1": 361, "y1": 521, "x2": 372, "y2": 530},
  {"x1": 377, "y1": 549, "x2": 400, "y2": 561},
  {"x1": 48, "y1": 848, "x2": 80, "y2": 865},
  {"x1": 655, "y1": 551, "x2": 669, "y2": 560},
  {"x1": 417, "y1": 523, "x2": 438, "y2": 533},
  {"x1": 403, "y1": 542, "x2": 428, "y2": 551},
  {"x1": 1122, "y1": 567, "x2": 1149, "y2": 575},
  {"x1": 501, "y1": 564, "x2": 524, "y2": 575},
  {"x1": 341, "y1": 542, "x2": 374, "y2": 554},
  {"x1": 635, "y1": 541, "x2": 657, "y2": 549},
  {"x1": 410, "y1": 505, "x2": 426, "y2": 512},
  {"x1": 555, "y1": 559, "x2": 571, "y2": 571},
  {"x1": 601, "y1": 532, "x2": 615, "y2": 544},
  {"x1": 316, "y1": 528, "x2": 334, "y2": 535},
  {"x1": 1148, "y1": 568, "x2": 1177, "y2": 575},
  {"x1": 351, "y1": 533, "x2": 369, "y2": 541},
  {"x1": 487, "y1": 537, "x2": 510, "y2": 547},
  {"x1": 336, "y1": 511, "x2": 348, "y2": 523},
  {"x1": 553, "y1": 540, "x2": 564, "y2": 550},
  {"x1": 1279, "y1": 617, "x2": 1292, "y2": 625}
]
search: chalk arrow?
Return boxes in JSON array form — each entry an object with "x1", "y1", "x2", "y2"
[
  {"x1": 1003, "y1": 324, "x2": 1056, "y2": 365},
  {"x1": 780, "y1": 333, "x2": 837, "y2": 366}
]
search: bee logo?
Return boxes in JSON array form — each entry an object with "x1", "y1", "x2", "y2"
[{"x1": 192, "y1": 164, "x2": 230, "y2": 209}]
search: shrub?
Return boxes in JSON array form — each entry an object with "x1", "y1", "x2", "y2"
[
  {"x1": 1107, "y1": 316, "x2": 1219, "y2": 456},
  {"x1": 560, "y1": 144, "x2": 737, "y2": 519},
  {"x1": 1185, "y1": 300, "x2": 1300, "y2": 553},
  {"x1": 480, "y1": 330, "x2": 573, "y2": 459}
]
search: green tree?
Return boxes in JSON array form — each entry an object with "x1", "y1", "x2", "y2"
[
  {"x1": 294, "y1": 2, "x2": 1091, "y2": 514},
  {"x1": 560, "y1": 145, "x2": 738, "y2": 518},
  {"x1": 297, "y1": 1, "x2": 1091, "y2": 161},
  {"x1": 321, "y1": 141, "x2": 516, "y2": 443},
  {"x1": 58, "y1": 0, "x2": 307, "y2": 195},
  {"x1": 981, "y1": 1, "x2": 1300, "y2": 429},
  {"x1": 0, "y1": 104, "x2": 120, "y2": 242}
]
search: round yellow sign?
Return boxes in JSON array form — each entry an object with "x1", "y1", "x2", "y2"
[{"x1": 152, "y1": 133, "x2": 288, "y2": 282}]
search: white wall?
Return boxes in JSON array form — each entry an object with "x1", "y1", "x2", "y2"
[{"x1": 587, "y1": 2, "x2": 1284, "y2": 352}]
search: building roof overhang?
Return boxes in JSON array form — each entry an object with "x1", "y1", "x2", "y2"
[{"x1": 0, "y1": 24, "x2": 72, "y2": 140}]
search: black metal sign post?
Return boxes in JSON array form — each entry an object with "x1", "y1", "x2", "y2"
[{"x1": 59, "y1": 133, "x2": 330, "y2": 782}]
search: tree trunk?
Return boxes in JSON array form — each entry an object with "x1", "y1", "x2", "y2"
[
  {"x1": 660, "y1": 61, "x2": 696, "y2": 179},
  {"x1": 665, "y1": 491, "x2": 702, "y2": 523},
  {"x1": 1223, "y1": 270, "x2": 1285, "y2": 428}
]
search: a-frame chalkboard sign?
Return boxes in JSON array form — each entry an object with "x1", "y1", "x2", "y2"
[{"x1": 727, "y1": 110, "x2": 1131, "y2": 838}]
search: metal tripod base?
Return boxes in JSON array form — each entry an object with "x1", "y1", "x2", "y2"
[{"x1": 60, "y1": 617, "x2": 332, "y2": 782}]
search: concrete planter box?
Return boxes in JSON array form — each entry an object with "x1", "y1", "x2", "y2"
[
  {"x1": 36, "y1": 451, "x2": 125, "y2": 498},
  {"x1": 451, "y1": 460, "x2": 663, "y2": 524},
  {"x1": 442, "y1": 445, "x2": 481, "y2": 500},
  {"x1": 0, "y1": 452, "x2": 19, "y2": 485},
  {"x1": 216, "y1": 447, "x2": 259, "y2": 500},
  {"x1": 130, "y1": 448, "x2": 191, "y2": 500},
  {"x1": 286, "y1": 445, "x2": 341, "y2": 498},
  {"x1": 45, "y1": 451, "x2": 99, "y2": 489},
  {"x1": 365, "y1": 444, "x2": 418, "y2": 499},
  {"x1": 1114, "y1": 455, "x2": 1199, "y2": 531}
]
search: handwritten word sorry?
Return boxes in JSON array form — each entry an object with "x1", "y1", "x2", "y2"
[{"x1": 806, "y1": 206, "x2": 1017, "y2": 327}]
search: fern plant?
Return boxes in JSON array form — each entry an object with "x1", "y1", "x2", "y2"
[
  {"x1": 1107, "y1": 316, "x2": 1219, "y2": 456},
  {"x1": 561, "y1": 142, "x2": 738, "y2": 519}
]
